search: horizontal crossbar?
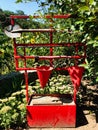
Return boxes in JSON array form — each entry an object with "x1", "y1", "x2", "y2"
[
  {"x1": 15, "y1": 55, "x2": 86, "y2": 59},
  {"x1": 16, "y1": 43, "x2": 86, "y2": 47},
  {"x1": 10, "y1": 14, "x2": 71, "y2": 19}
]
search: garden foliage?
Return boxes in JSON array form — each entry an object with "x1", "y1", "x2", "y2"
[
  {"x1": 15, "y1": 0, "x2": 98, "y2": 82},
  {"x1": 0, "y1": 0, "x2": 98, "y2": 129},
  {"x1": 0, "y1": 86, "x2": 26, "y2": 129}
]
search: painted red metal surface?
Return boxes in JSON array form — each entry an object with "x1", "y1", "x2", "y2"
[
  {"x1": 13, "y1": 42, "x2": 86, "y2": 72},
  {"x1": 27, "y1": 104, "x2": 76, "y2": 127},
  {"x1": 36, "y1": 66, "x2": 53, "y2": 88},
  {"x1": 10, "y1": 14, "x2": 71, "y2": 19},
  {"x1": 10, "y1": 14, "x2": 71, "y2": 25},
  {"x1": 14, "y1": 42, "x2": 86, "y2": 47},
  {"x1": 68, "y1": 66, "x2": 84, "y2": 90},
  {"x1": 15, "y1": 55, "x2": 85, "y2": 60},
  {"x1": 68, "y1": 66, "x2": 84, "y2": 102},
  {"x1": 10, "y1": 15, "x2": 87, "y2": 128}
]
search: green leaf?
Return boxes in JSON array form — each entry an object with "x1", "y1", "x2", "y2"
[
  {"x1": 75, "y1": 21, "x2": 83, "y2": 25},
  {"x1": 93, "y1": 42, "x2": 98, "y2": 47},
  {"x1": 79, "y1": 59, "x2": 89, "y2": 69},
  {"x1": 89, "y1": 0, "x2": 94, "y2": 5},
  {"x1": 96, "y1": 76, "x2": 98, "y2": 82},
  {"x1": 15, "y1": 0, "x2": 23, "y2": 3},
  {"x1": 95, "y1": 36, "x2": 98, "y2": 40},
  {"x1": 79, "y1": 6, "x2": 89, "y2": 12}
]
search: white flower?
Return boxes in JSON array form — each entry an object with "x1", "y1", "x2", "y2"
[
  {"x1": 18, "y1": 104, "x2": 26, "y2": 110},
  {"x1": 0, "y1": 106, "x2": 11, "y2": 114},
  {"x1": 8, "y1": 97, "x2": 15, "y2": 101},
  {"x1": 2, "y1": 98, "x2": 8, "y2": 103},
  {"x1": 12, "y1": 113, "x2": 19, "y2": 120}
]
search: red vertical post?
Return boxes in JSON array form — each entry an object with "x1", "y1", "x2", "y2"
[
  {"x1": 73, "y1": 88, "x2": 77, "y2": 103},
  {"x1": 13, "y1": 38, "x2": 19, "y2": 69},
  {"x1": 49, "y1": 18, "x2": 53, "y2": 66},
  {"x1": 11, "y1": 18, "x2": 15, "y2": 26},
  {"x1": 84, "y1": 44, "x2": 87, "y2": 63},
  {"x1": 24, "y1": 70, "x2": 29, "y2": 102},
  {"x1": 50, "y1": 31, "x2": 53, "y2": 66},
  {"x1": 75, "y1": 44, "x2": 78, "y2": 65},
  {"x1": 23, "y1": 47, "x2": 27, "y2": 68},
  {"x1": 23, "y1": 46, "x2": 29, "y2": 102}
]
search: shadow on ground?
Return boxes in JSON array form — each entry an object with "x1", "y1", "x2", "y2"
[
  {"x1": 76, "y1": 105, "x2": 88, "y2": 127},
  {"x1": 76, "y1": 79, "x2": 98, "y2": 127}
]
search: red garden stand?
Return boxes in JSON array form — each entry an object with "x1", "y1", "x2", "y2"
[{"x1": 9, "y1": 14, "x2": 86, "y2": 128}]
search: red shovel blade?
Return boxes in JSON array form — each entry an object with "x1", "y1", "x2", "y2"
[
  {"x1": 36, "y1": 66, "x2": 53, "y2": 88},
  {"x1": 68, "y1": 66, "x2": 84, "y2": 90}
]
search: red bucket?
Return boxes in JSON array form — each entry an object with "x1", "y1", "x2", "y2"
[
  {"x1": 68, "y1": 66, "x2": 84, "y2": 90},
  {"x1": 36, "y1": 66, "x2": 53, "y2": 88}
]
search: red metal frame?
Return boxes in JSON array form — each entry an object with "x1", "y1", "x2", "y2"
[
  {"x1": 11, "y1": 15, "x2": 86, "y2": 127},
  {"x1": 14, "y1": 42, "x2": 86, "y2": 70},
  {"x1": 27, "y1": 104, "x2": 76, "y2": 127},
  {"x1": 10, "y1": 14, "x2": 71, "y2": 19}
]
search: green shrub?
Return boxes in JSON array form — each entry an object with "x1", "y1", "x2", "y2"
[
  {"x1": 32, "y1": 74, "x2": 73, "y2": 95},
  {"x1": 0, "y1": 74, "x2": 73, "y2": 129},
  {"x1": 0, "y1": 87, "x2": 26, "y2": 129}
]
